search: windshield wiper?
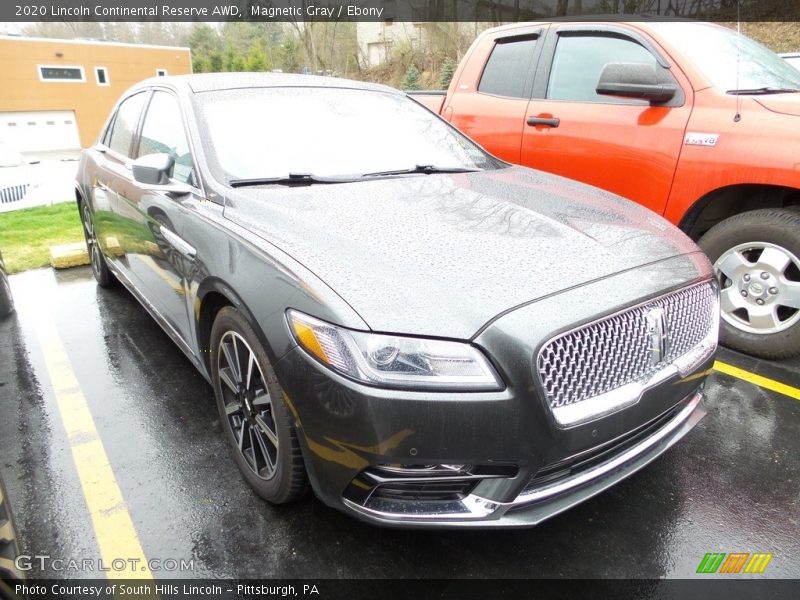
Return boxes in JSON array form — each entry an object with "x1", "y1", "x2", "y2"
[
  {"x1": 726, "y1": 87, "x2": 799, "y2": 95},
  {"x1": 361, "y1": 164, "x2": 482, "y2": 178},
  {"x1": 229, "y1": 173, "x2": 357, "y2": 187}
]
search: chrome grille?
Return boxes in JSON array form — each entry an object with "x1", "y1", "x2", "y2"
[
  {"x1": 0, "y1": 184, "x2": 29, "y2": 204},
  {"x1": 537, "y1": 281, "x2": 717, "y2": 409}
]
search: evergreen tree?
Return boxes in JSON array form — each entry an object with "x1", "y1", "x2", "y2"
[
  {"x1": 439, "y1": 58, "x2": 457, "y2": 89},
  {"x1": 245, "y1": 42, "x2": 270, "y2": 72},
  {"x1": 224, "y1": 43, "x2": 246, "y2": 72},
  {"x1": 403, "y1": 64, "x2": 421, "y2": 91},
  {"x1": 277, "y1": 36, "x2": 303, "y2": 73}
]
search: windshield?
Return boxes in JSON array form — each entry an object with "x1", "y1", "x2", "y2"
[
  {"x1": 195, "y1": 86, "x2": 501, "y2": 182},
  {"x1": 648, "y1": 22, "x2": 800, "y2": 93}
]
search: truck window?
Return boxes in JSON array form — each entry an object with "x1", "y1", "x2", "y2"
[
  {"x1": 547, "y1": 34, "x2": 657, "y2": 103},
  {"x1": 478, "y1": 37, "x2": 537, "y2": 98}
]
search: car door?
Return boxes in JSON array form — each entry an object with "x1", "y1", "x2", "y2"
[
  {"x1": 113, "y1": 89, "x2": 202, "y2": 349},
  {"x1": 92, "y1": 91, "x2": 150, "y2": 275},
  {"x1": 446, "y1": 30, "x2": 543, "y2": 164},
  {"x1": 520, "y1": 25, "x2": 692, "y2": 215}
]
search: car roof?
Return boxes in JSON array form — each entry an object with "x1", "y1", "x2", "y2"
[{"x1": 133, "y1": 72, "x2": 399, "y2": 95}]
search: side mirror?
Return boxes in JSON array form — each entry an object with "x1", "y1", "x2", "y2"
[
  {"x1": 596, "y1": 63, "x2": 677, "y2": 104},
  {"x1": 132, "y1": 153, "x2": 174, "y2": 185},
  {"x1": 132, "y1": 153, "x2": 193, "y2": 194}
]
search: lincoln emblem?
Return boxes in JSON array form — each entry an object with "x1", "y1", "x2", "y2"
[{"x1": 645, "y1": 307, "x2": 669, "y2": 365}]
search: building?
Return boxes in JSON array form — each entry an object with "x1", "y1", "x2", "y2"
[
  {"x1": 356, "y1": 21, "x2": 504, "y2": 69},
  {"x1": 357, "y1": 21, "x2": 428, "y2": 67},
  {"x1": 356, "y1": 1, "x2": 530, "y2": 68},
  {"x1": 0, "y1": 36, "x2": 191, "y2": 155}
]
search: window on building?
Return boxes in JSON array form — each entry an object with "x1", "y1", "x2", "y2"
[
  {"x1": 478, "y1": 36, "x2": 538, "y2": 98},
  {"x1": 547, "y1": 34, "x2": 658, "y2": 103},
  {"x1": 156, "y1": 69, "x2": 168, "y2": 77},
  {"x1": 95, "y1": 67, "x2": 109, "y2": 86},
  {"x1": 38, "y1": 65, "x2": 85, "y2": 82},
  {"x1": 137, "y1": 91, "x2": 195, "y2": 185},
  {"x1": 108, "y1": 93, "x2": 148, "y2": 157}
]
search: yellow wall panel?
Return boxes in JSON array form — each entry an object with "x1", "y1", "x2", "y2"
[{"x1": 0, "y1": 37, "x2": 192, "y2": 148}]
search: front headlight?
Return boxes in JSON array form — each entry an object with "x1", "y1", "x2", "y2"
[{"x1": 287, "y1": 310, "x2": 502, "y2": 391}]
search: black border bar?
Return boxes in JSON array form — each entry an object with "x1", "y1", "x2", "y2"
[
  {"x1": 3, "y1": 579, "x2": 800, "y2": 600},
  {"x1": 1, "y1": 0, "x2": 799, "y2": 23}
]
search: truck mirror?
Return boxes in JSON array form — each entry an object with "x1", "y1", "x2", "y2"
[{"x1": 596, "y1": 63, "x2": 677, "y2": 104}]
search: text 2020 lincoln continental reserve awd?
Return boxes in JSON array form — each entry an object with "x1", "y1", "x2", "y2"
[{"x1": 75, "y1": 74, "x2": 719, "y2": 528}]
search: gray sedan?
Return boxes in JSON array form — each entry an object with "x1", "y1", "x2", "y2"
[{"x1": 75, "y1": 74, "x2": 718, "y2": 527}]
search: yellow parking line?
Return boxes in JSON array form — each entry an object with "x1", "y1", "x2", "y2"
[
  {"x1": 33, "y1": 316, "x2": 152, "y2": 580},
  {"x1": 714, "y1": 360, "x2": 800, "y2": 401}
]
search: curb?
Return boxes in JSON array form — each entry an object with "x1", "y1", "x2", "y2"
[{"x1": 50, "y1": 242, "x2": 90, "y2": 269}]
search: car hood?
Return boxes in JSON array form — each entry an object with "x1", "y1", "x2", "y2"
[
  {"x1": 223, "y1": 167, "x2": 701, "y2": 339},
  {"x1": 754, "y1": 95, "x2": 800, "y2": 117}
]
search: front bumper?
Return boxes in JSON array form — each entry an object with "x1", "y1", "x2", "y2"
[
  {"x1": 347, "y1": 391, "x2": 705, "y2": 528},
  {"x1": 274, "y1": 345, "x2": 710, "y2": 529}
]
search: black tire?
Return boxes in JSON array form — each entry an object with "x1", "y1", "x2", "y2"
[
  {"x1": 210, "y1": 306, "x2": 307, "y2": 503},
  {"x1": 0, "y1": 475, "x2": 23, "y2": 583},
  {"x1": 79, "y1": 200, "x2": 116, "y2": 288},
  {"x1": 698, "y1": 208, "x2": 800, "y2": 359},
  {"x1": 0, "y1": 275, "x2": 13, "y2": 318}
]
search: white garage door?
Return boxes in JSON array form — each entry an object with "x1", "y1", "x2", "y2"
[{"x1": 0, "y1": 111, "x2": 81, "y2": 153}]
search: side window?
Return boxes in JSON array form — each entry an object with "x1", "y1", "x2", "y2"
[
  {"x1": 478, "y1": 36, "x2": 538, "y2": 98},
  {"x1": 108, "y1": 93, "x2": 147, "y2": 157},
  {"x1": 138, "y1": 92, "x2": 195, "y2": 185},
  {"x1": 547, "y1": 34, "x2": 658, "y2": 103}
]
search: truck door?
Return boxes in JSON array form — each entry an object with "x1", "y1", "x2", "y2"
[
  {"x1": 446, "y1": 30, "x2": 543, "y2": 164},
  {"x1": 520, "y1": 25, "x2": 692, "y2": 215}
]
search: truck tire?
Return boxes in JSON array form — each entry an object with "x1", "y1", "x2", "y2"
[{"x1": 699, "y1": 208, "x2": 800, "y2": 359}]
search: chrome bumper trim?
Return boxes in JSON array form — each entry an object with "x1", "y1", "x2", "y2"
[
  {"x1": 511, "y1": 391, "x2": 702, "y2": 506},
  {"x1": 342, "y1": 391, "x2": 704, "y2": 525}
]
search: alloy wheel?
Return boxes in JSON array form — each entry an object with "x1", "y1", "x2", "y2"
[
  {"x1": 81, "y1": 203, "x2": 103, "y2": 278},
  {"x1": 714, "y1": 241, "x2": 800, "y2": 335},
  {"x1": 216, "y1": 331, "x2": 279, "y2": 480}
]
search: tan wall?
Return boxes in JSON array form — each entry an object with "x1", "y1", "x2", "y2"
[{"x1": 0, "y1": 37, "x2": 192, "y2": 148}]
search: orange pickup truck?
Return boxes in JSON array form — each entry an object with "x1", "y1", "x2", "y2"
[{"x1": 412, "y1": 21, "x2": 800, "y2": 359}]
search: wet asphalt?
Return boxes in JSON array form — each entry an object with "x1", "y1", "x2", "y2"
[{"x1": 0, "y1": 266, "x2": 798, "y2": 579}]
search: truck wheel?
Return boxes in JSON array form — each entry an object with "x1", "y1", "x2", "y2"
[{"x1": 699, "y1": 208, "x2": 800, "y2": 359}]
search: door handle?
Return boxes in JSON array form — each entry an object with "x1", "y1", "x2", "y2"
[
  {"x1": 160, "y1": 226, "x2": 197, "y2": 259},
  {"x1": 527, "y1": 116, "x2": 560, "y2": 128}
]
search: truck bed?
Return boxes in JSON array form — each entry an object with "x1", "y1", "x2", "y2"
[{"x1": 407, "y1": 91, "x2": 446, "y2": 114}]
